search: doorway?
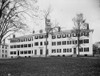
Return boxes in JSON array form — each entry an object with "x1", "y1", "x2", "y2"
[
  {"x1": 73, "y1": 48, "x2": 76, "y2": 54},
  {"x1": 17, "y1": 50, "x2": 20, "y2": 56}
]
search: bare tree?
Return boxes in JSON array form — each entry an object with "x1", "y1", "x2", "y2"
[
  {"x1": 43, "y1": 7, "x2": 61, "y2": 56},
  {"x1": 72, "y1": 13, "x2": 89, "y2": 56},
  {"x1": 0, "y1": 0, "x2": 37, "y2": 44}
]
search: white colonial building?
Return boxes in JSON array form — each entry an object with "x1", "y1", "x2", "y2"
[{"x1": 8, "y1": 28, "x2": 93, "y2": 58}]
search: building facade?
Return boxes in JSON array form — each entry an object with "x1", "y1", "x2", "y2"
[
  {"x1": 0, "y1": 44, "x2": 8, "y2": 59},
  {"x1": 8, "y1": 29, "x2": 93, "y2": 58}
]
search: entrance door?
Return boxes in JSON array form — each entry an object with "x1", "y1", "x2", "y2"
[
  {"x1": 18, "y1": 50, "x2": 20, "y2": 56},
  {"x1": 40, "y1": 49, "x2": 43, "y2": 55},
  {"x1": 73, "y1": 48, "x2": 76, "y2": 54},
  {"x1": 46, "y1": 49, "x2": 48, "y2": 55}
]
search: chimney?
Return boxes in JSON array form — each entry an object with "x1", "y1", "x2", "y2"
[
  {"x1": 33, "y1": 30, "x2": 35, "y2": 34},
  {"x1": 58, "y1": 27, "x2": 61, "y2": 32},
  {"x1": 13, "y1": 34, "x2": 15, "y2": 38},
  {"x1": 86, "y1": 23, "x2": 89, "y2": 30},
  {"x1": 39, "y1": 29, "x2": 43, "y2": 33}
]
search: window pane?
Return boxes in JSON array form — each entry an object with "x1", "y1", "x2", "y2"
[
  {"x1": 35, "y1": 42, "x2": 38, "y2": 46},
  {"x1": 62, "y1": 41, "x2": 66, "y2": 45},
  {"x1": 57, "y1": 41, "x2": 61, "y2": 45}
]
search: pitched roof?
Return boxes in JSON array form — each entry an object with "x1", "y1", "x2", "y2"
[{"x1": 9, "y1": 29, "x2": 94, "y2": 40}]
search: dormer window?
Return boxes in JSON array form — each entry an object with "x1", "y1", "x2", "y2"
[
  {"x1": 28, "y1": 38, "x2": 31, "y2": 41},
  {"x1": 21, "y1": 39, "x2": 24, "y2": 42},
  {"x1": 84, "y1": 32, "x2": 89, "y2": 36},
  {"x1": 35, "y1": 36, "x2": 38, "y2": 39},
  {"x1": 73, "y1": 33, "x2": 76, "y2": 37},
  {"x1": 57, "y1": 35, "x2": 61, "y2": 38},
  {"x1": 62, "y1": 34, "x2": 66, "y2": 38},
  {"x1": 39, "y1": 35, "x2": 43, "y2": 39},
  {"x1": 52, "y1": 35, "x2": 56, "y2": 39},
  {"x1": 80, "y1": 32, "x2": 84, "y2": 36}
]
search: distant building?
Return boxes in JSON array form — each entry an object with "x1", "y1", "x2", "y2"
[
  {"x1": 8, "y1": 28, "x2": 94, "y2": 58},
  {"x1": 0, "y1": 44, "x2": 8, "y2": 59}
]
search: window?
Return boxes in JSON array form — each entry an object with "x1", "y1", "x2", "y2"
[
  {"x1": 20, "y1": 51, "x2": 23, "y2": 54},
  {"x1": 67, "y1": 49, "x2": 69, "y2": 52},
  {"x1": 28, "y1": 44, "x2": 31, "y2": 47},
  {"x1": 62, "y1": 34, "x2": 66, "y2": 38},
  {"x1": 40, "y1": 42, "x2": 43, "y2": 46},
  {"x1": 14, "y1": 51, "x2": 16, "y2": 54},
  {"x1": 5, "y1": 46, "x2": 7, "y2": 49},
  {"x1": 69, "y1": 41, "x2": 71, "y2": 44},
  {"x1": 80, "y1": 32, "x2": 84, "y2": 36},
  {"x1": 57, "y1": 41, "x2": 61, "y2": 45},
  {"x1": 17, "y1": 45, "x2": 20, "y2": 48},
  {"x1": 28, "y1": 38, "x2": 31, "y2": 41},
  {"x1": 14, "y1": 45, "x2": 16, "y2": 48},
  {"x1": 35, "y1": 36, "x2": 38, "y2": 39},
  {"x1": 57, "y1": 35, "x2": 61, "y2": 38},
  {"x1": 34, "y1": 50, "x2": 37, "y2": 55},
  {"x1": 35, "y1": 42, "x2": 38, "y2": 46},
  {"x1": 67, "y1": 41, "x2": 71, "y2": 45},
  {"x1": 84, "y1": 39, "x2": 89, "y2": 43},
  {"x1": 10, "y1": 52, "x2": 13, "y2": 54},
  {"x1": 57, "y1": 49, "x2": 61, "y2": 53},
  {"x1": 5, "y1": 55, "x2": 7, "y2": 58},
  {"x1": 73, "y1": 33, "x2": 76, "y2": 37},
  {"x1": 28, "y1": 50, "x2": 31, "y2": 54},
  {"x1": 75, "y1": 40, "x2": 77, "y2": 44},
  {"x1": 79, "y1": 40, "x2": 83, "y2": 44},
  {"x1": 18, "y1": 39, "x2": 20, "y2": 42},
  {"x1": 84, "y1": 47, "x2": 89, "y2": 52},
  {"x1": 21, "y1": 45, "x2": 23, "y2": 48},
  {"x1": 52, "y1": 42, "x2": 56, "y2": 46},
  {"x1": 84, "y1": 32, "x2": 89, "y2": 36},
  {"x1": 2, "y1": 50, "x2": 4, "y2": 53},
  {"x1": 24, "y1": 44, "x2": 27, "y2": 47},
  {"x1": 67, "y1": 41, "x2": 69, "y2": 45},
  {"x1": 10, "y1": 46, "x2": 13, "y2": 48},
  {"x1": 52, "y1": 49, "x2": 56, "y2": 53},
  {"x1": 21, "y1": 39, "x2": 24, "y2": 42},
  {"x1": 5, "y1": 50, "x2": 7, "y2": 53},
  {"x1": 66, "y1": 34, "x2": 69, "y2": 37},
  {"x1": 70, "y1": 48, "x2": 72, "y2": 52},
  {"x1": 68, "y1": 34, "x2": 71, "y2": 37},
  {"x1": 40, "y1": 49, "x2": 43, "y2": 55},
  {"x1": 44, "y1": 41, "x2": 48, "y2": 45},
  {"x1": 45, "y1": 34, "x2": 48, "y2": 38},
  {"x1": 39, "y1": 35, "x2": 43, "y2": 39},
  {"x1": 72, "y1": 41, "x2": 75, "y2": 44},
  {"x1": 24, "y1": 51, "x2": 27, "y2": 54},
  {"x1": 79, "y1": 48, "x2": 83, "y2": 52},
  {"x1": 2, "y1": 54, "x2": 4, "y2": 58},
  {"x1": 63, "y1": 49, "x2": 66, "y2": 53},
  {"x1": 62, "y1": 41, "x2": 66, "y2": 45},
  {"x1": 52, "y1": 35, "x2": 56, "y2": 39}
]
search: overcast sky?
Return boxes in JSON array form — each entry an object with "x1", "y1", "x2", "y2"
[{"x1": 22, "y1": 0, "x2": 100, "y2": 43}]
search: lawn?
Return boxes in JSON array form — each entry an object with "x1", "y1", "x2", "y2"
[{"x1": 0, "y1": 57, "x2": 100, "y2": 76}]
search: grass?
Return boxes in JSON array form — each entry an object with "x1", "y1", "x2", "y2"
[{"x1": 0, "y1": 57, "x2": 100, "y2": 76}]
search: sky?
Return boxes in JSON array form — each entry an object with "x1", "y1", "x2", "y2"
[{"x1": 16, "y1": 0, "x2": 100, "y2": 43}]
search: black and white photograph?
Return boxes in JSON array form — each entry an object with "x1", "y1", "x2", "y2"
[{"x1": 0, "y1": 0, "x2": 100, "y2": 76}]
